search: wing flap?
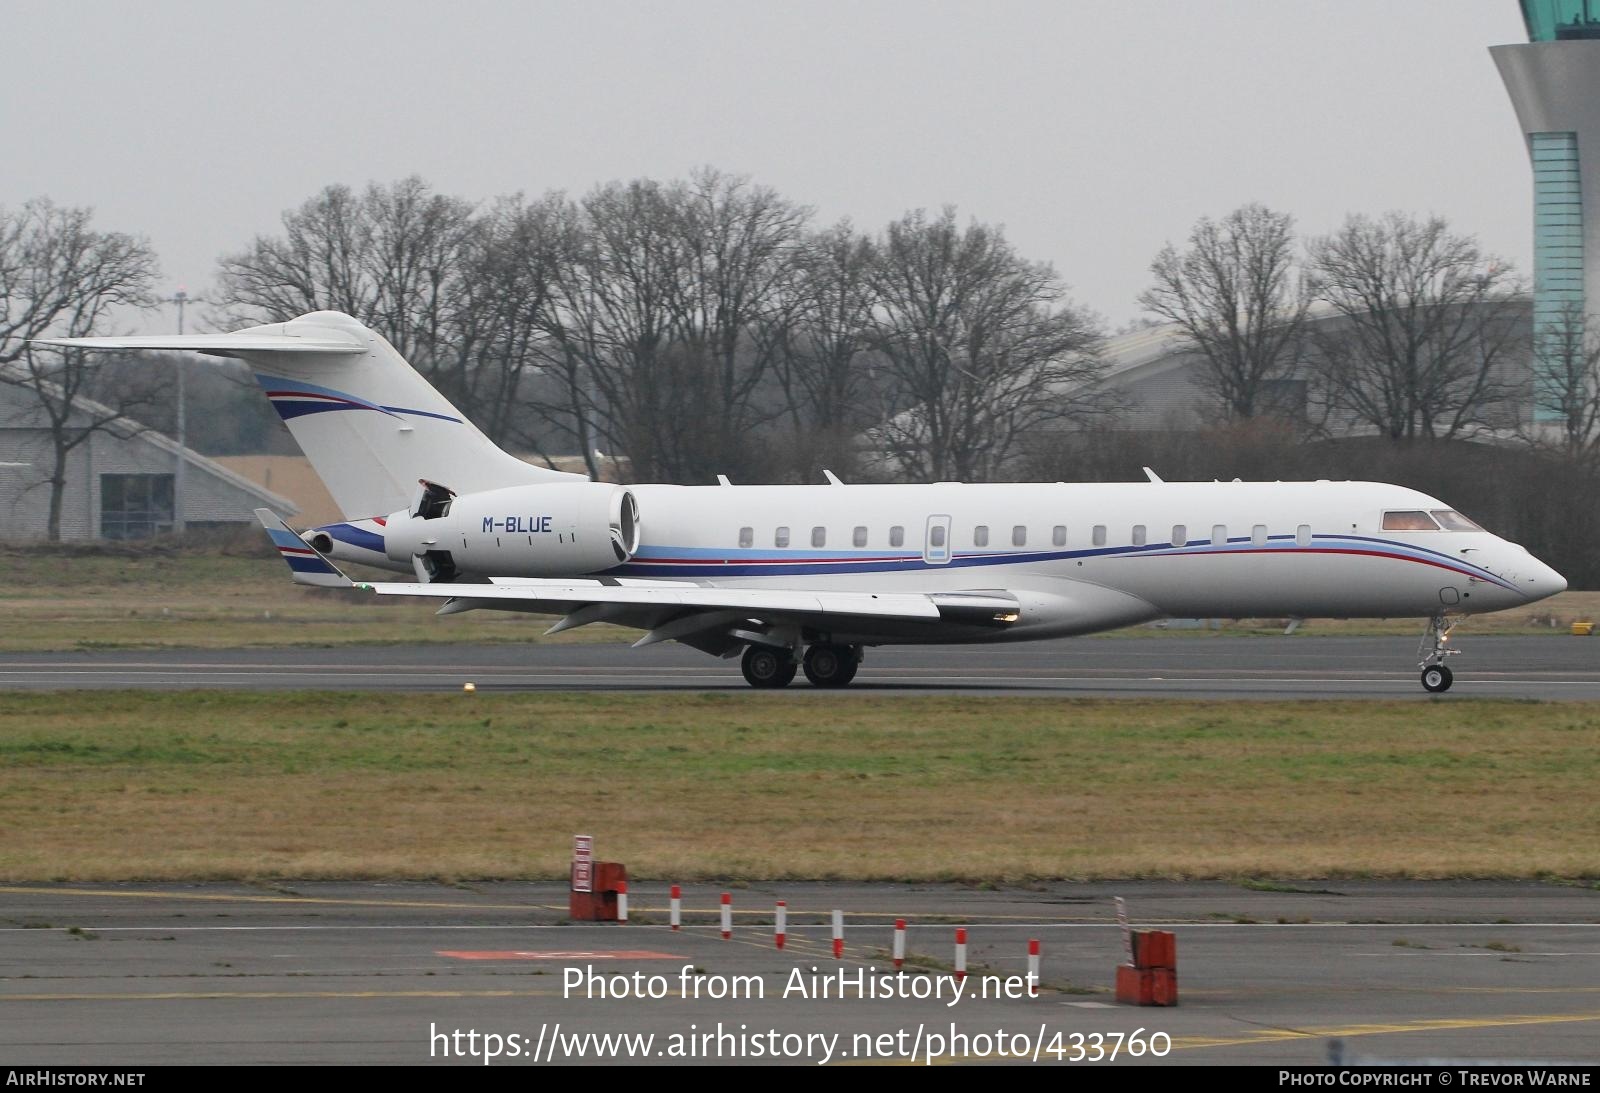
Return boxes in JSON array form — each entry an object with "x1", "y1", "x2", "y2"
[{"x1": 355, "y1": 578, "x2": 968, "y2": 621}]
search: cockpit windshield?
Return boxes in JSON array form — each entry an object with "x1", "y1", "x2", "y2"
[
  {"x1": 1382, "y1": 510, "x2": 1440, "y2": 531},
  {"x1": 1381, "y1": 510, "x2": 1485, "y2": 532}
]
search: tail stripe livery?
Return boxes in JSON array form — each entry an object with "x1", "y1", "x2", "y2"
[
  {"x1": 257, "y1": 375, "x2": 464, "y2": 424},
  {"x1": 257, "y1": 510, "x2": 351, "y2": 588}
]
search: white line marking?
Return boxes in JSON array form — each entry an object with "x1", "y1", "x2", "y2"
[{"x1": 4, "y1": 922, "x2": 1598, "y2": 933}]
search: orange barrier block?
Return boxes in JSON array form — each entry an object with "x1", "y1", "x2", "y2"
[
  {"x1": 1115, "y1": 964, "x2": 1179, "y2": 1006},
  {"x1": 569, "y1": 861, "x2": 628, "y2": 921},
  {"x1": 1131, "y1": 929, "x2": 1177, "y2": 970}
]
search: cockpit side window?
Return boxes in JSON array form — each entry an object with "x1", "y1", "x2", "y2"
[
  {"x1": 1430, "y1": 509, "x2": 1484, "y2": 532},
  {"x1": 1382, "y1": 510, "x2": 1440, "y2": 532}
]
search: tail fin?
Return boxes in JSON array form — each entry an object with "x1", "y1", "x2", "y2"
[
  {"x1": 41, "y1": 311, "x2": 584, "y2": 519},
  {"x1": 255, "y1": 508, "x2": 352, "y2": 588}
]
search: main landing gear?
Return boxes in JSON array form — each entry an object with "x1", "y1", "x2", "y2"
[
  {"x1": 1418, "y1": 613, "x2": 1460, "y2": 694},
  {"x1": 802, "y1": 643, "x2": 860, "y2": 688},
  {"x1": 740, "y1": 644, "x2": 798, "y2": 688},
  {"x1": 739, "y1": 643, "x2": 861, "y2": 688}
]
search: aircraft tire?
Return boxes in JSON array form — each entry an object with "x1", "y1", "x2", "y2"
[
  {"x1": 741, "y1": 645, "x2": 795, "y2": 688},
  {"x1": 803, "y1": 643, "x2": 858, "y2": 687},
  {"x1": 1420, "y1": 664, "x2": 1453, "y2": 693}
]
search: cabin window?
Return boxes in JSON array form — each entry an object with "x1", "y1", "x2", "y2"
[
  {"x1": 1296, "y1": 524, "x2": 1312, "y2": 547},
  {"x1": 1012, "y1": 525, "x2": 1027, "y2": 547},
  {"x1": 974, "y1": 525, "x2": 990, "y2": 547},
  {"x1": 738, "y1": 526, "x2": 753, "y2": 548},
  {"x1": 1052, "y1": 525, "x2": 1067, "y2": 547},
  {"x1": 1382, "y1": 510, "x2": 1440, "y2": 531},
  {"x1": 1132, "y1": 524, "x2": 1147, "y2": 546},
  {"x1": 775, "y1": 526, "x2": 791, "y2": 548},
  {"x1": 890, "y1": 525, "x2": 905, "y2": 547},
  {"x1": 1430, "y1": 509, "x2": 1484, "y2": 532},
  {"x1": 1092, "y1": 524, "x2": 1107, "y2": 547},
  {"x1": 1171, "y1": 524, "x2": 1187, "y2": 547},
  {"x1": 1212, "y1": 524, "x2": 1227, "y2": 546},
  {"x1": 812, "y1": 526, "x2": 826, "y2": 548},
  {"x1": 1251, "y1": 524, "x2": 1268, "y2": 547},
  {"x1": 929, "y1": 525, "x2": 946, "y2": 548},
  {"x1": 853, "y1": 526, "x2": 867, "y2": 547}
]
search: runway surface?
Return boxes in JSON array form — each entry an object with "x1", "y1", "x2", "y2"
[
  {"x1": 1, "y1": 634, "x2": 1596, "y2": 698},
  {"x1": 1, "y1": 880, "x2": 1597, "y2": 1065}
]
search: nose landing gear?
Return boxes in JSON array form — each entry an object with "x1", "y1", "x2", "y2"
[{"x1": 1418, "y1": 613, "x2": 1460, "y2": 693}]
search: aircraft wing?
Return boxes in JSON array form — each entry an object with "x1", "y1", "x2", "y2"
[{"x1": 254, "y1": 511, "x2": 1018, "y2": 655}]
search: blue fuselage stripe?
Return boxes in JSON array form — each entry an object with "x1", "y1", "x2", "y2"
[{"x1": 611, "y1": 535, "x2": 1515, "y2": 589}]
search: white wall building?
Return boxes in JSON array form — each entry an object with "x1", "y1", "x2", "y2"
[{"x1": 0, "y1": 381, "x2": 296, "y2": 542}]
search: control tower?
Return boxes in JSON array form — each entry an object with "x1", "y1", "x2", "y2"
[{"x1": 1493, "y1": 2, "x2": 1600, "y2": 420}]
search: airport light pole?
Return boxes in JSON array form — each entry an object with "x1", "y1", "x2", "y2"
[{"x1": 163, "y1": 289, "x2": 200, "y2": 534}]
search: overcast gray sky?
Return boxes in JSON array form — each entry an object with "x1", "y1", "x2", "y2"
[{"x1": 5, "y1": 0, "x2": 1534, "y2": 333}]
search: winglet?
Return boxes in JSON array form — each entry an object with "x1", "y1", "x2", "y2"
[{"x1": 254, "y1": 508, "x2": 352, "y2": 588}]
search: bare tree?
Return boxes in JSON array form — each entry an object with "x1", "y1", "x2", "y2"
[
  {"x1": 1305, "y1": 213, "x2": 1522, "y2": 440},
  {"x1": 215, "y1": 177, "x2": 476, "y2": 393},
  {"x1": 1139, "y1": 203, "x2": 1309, "y2": 420},
  {"x1": 866, "y1": 208, "x2": 1105, "y2": 482},
  {"x1": 665, "y1": 168, "x2": 809, "y2": 480},
  {"x1": 770, "y1": 220, "x2": 881, "y2": 477},
  {"x1": 443, "y1": 194, "x2": 564, "y2": 452},
  {"x1": 0, "y1": 199, "x2": 160, "y2": 539},
  {"x1": 1525, "y1": 300, "x2": 1600, "y2": 463},
  {"x1": 532, "y1": 171, "x2": 811, "y2": 483},
  {"x1": 542, "y1": 178, "x2": 687, "y2": 481}
]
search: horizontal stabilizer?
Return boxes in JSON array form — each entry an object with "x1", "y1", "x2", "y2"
[
  {"x1": 255, "y1": 508, "x2": 352, "y2": 588},
  {"x1": 34, "y1": 330, "x2": 366, "y2": 357}
]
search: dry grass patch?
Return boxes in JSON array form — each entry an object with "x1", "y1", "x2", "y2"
[
  {"x1": 0, "y1": 547, "x2": 632, "y2": 650},
  {"x1": 0, "y1": 692, "x2": 1597, "y2": 882}
]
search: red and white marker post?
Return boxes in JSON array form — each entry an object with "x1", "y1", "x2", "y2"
[
  {"x1": 616, "y1": 880, "x2": 628, "y2": 924},
  {"x1": 720, "y1": 892, "x2": 732, "y2": 940},
  {"x1": 1027, "y1": 938, "x2": 1040, "y2": 996},
  {"x1": 893, "y1": 919, "x2": 906, "y2": 969},
  {"x1": 775, "y1": 900, "x2": 787, "y2": 950},
  {"x1": 669, "y1": 885, "x2": 681, "y2": 931},
  {"x1": 831, "y1": 909, "x2": 844, "y2": 959},
  {"x1": 954, "y1": 928, "x2": 968, "y2": 982}
]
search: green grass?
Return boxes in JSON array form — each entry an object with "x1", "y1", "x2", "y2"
[{"x1": 0, "y1": 691, "x2": 1596, "y2": 882}]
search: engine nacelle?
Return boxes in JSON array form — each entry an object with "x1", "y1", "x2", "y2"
[{"x1": 383, "y1": 482, "x2": 640, "y2": 580}]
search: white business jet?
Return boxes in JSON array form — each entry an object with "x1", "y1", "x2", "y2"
[{"x1": 42, "y1": 311, "x2": 1567, "y2": 692}]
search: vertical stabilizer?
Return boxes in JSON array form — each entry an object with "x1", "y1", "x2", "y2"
[{"x1": 39, "y1": 311, "x2": 585, "y2": 518}]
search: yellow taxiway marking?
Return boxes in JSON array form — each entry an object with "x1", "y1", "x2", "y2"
[
  {"x1": 0, "y1": 989, "x2": 562, "y2": 1002},
  {"x1": 0, "y1": 885, "x2": 1127, "y2": 923},
  {"x1": 1172, "y1": 1010, "x2": 1600, "y2": 1050},
  {"x1": 0, "y1": 885, "x2": 544, "y2": 912},
  {"x1": 847, "y1": 1010, "x2": 1600, "y2": 1065}
]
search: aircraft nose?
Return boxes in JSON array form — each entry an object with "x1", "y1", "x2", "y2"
[{"x1": 1521, "y1": 559, "x2": 1567, "y2": 603}]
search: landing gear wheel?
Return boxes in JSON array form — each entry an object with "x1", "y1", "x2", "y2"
[
  {"x1": 803, "y1": 643, "x2": 859, "y2": 687},
  {"x1": 1421, "y1": 664, "x2": 1453, "y2": 693},
  {"x1": 741, "y1": 645, "x2": 796, "y2": 688}
]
